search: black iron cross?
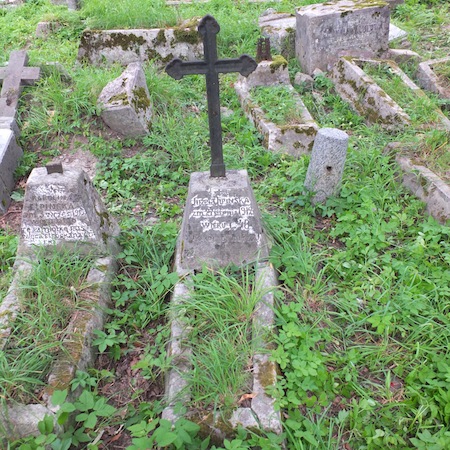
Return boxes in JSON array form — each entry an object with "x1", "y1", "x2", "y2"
[
  {"x1": 166, "y1": 15, "x2": 257, "y2": 177},
  {"x1": 0, "y1": 50, "x2": 40, "y2": 117}
]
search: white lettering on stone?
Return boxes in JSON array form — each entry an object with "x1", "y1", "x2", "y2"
[
  {"x1": 22, "y1": 220, "x2": 96, "y2": 245},
  {"x1": 43, "y1": 207, "x2": 87, "y2": 220},
  {"x1": 35, "y1": 184, "x2": 67, "y2": 199}
]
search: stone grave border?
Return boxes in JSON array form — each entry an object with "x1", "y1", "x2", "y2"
[
  {"x1": 417, "y1": 56, "x2": 450, "y2": 106},
  {"x1": 332, "y1": 57, "x2": 450, "y2": 131},
  {"x1": 235, "y1": 61, "x2": 318, "y2": 157},
  {"x1": 162, "y1": 239, "x2": 282, "y2": 440},
  {"x1": 0, "y1": 254, "x2": 117, "y2": 440}
]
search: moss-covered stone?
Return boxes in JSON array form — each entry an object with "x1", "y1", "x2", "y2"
[{"x1": 132, "y1": 87, "x2": 151, "y2": 110}]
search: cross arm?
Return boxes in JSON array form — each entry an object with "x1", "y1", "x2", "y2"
[
  {"x1": 165, "y1": 59, "x2": 207, "y2": 80},
  {"x1": 214, "y1": 55, "x2": 257, "y2": 77}
]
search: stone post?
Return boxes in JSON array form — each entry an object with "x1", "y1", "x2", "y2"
[{"x1": 304, "y1": 128, "x2": 349, "y2": 204}]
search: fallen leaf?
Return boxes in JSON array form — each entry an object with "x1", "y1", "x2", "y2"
[{"x1": 238, "y1": 393, "x2": 257, "y2": 404}]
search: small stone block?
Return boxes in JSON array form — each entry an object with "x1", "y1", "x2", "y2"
[
  {"x1": 98, "y1": 62, "x2": 152, "y2": 137},
  {"x1": 304, "y1": 128, "x2": 349, "y2": 204},
  {"x1": 19, "y1": 166, "x2": 119, "y2": 255},
  {"x1": 296, "y1": 0, "x2": 390, "y2": 74},
  {"x1": 46, "y1": 162, "x2": 63, "y2": 174},
  {"x1": 178, "y1": 170, "x2": 268, "y2": 271},
  {"x1": 294, "y1": 72, "x2": 314, "y2": 90},
  {"x1": 258, "y1": 13, "x2": 296, "y2": 60},
  {"x1": 240, "y1": 60, "x2": 290, "y2": 89}
]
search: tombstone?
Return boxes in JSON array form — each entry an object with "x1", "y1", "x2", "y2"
[
  {"x1": 258, "y1": 12, "x2": 296, "y2": 60},
  {"x1": 304, "y1": 128, "x2": 349, "y2": 204},
  {"x1": 166, "y1": 15, "x2": 268, "y2": 271},
  {"x1": 19, "y1": 165, "x2": 119, "y2": 256},
  {"x1": 0, "y1": 129, "x2": 22, "y2": 215},
  {"x1": 98, "y1": 62, "x2": 152, "y2": 137},
  {"x1": 0, "y1": 50, "x2": 40, "y2": 118},
  {"x1": 295, "y1": 0, "x2": 390, "y2": 75}
]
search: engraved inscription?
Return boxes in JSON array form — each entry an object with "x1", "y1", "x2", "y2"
[
  {"x1": 189, "y1": 187, "x2": 260, "y2": 242},
  {"x1": 22, "y1": 220, "x2": 96, "y2": 245},
  {"x1": 35, "y1": 184, "x2": 67, "y2": 198},
  {"x1": 43, "y1": 207, "x2": 87, "y2": 220}
]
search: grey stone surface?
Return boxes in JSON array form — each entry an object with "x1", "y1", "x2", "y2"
[
  {"x1": 0, "y1": 50, "x2": 40, "y2": 118},
  {"x1": 19, "y1": 166, "x2": 119, "y2": 255},
  {"x1": 417, "y1": 57, "x2": 450, "y2": 105},
  {"x1": 238, "y1": 59, "x2": 290, "y2": 89},
  {"x1": 235, "y1": 69, "x2": 318, "y2": 157},
  {"x1": 389, "y1": 23, "x2": 408, "y2": 42},
  {"x1": 258, "y1": 13, "x2": 296, "y2": 60},
  {"x1": 304, "y1": 128, "x2": 349, "y2": 204},
  {"x1": 35, "y1": 21, "x2": 61, "y2": 39},
  {"x1": 77, "y1": 26, "x2": 203, "y2": 66},
  {"x1": 177, "y1": 170, "x2": 268, "y2": 272},
  {"x1": 98, "y1": 62, "x2": 152, "y2": 137},
  {"x1": 331, "y1": 57, "x2": 411, "y2": 130},
  {"x1": 0, "y1": 129, "x2": 22, "y2": 215},
  {"x1": 50, "y1": 0, "x2": 78, "y2": 9},
  {"x1": 296, "y1": 0, "x2": 390, "y2": 74},
  {"x1": 396, "y1": 155, "x2": 450, "y2": 223},
  {"x1": 294, "y1": 72, "x2": 314, "y2": 90},
  {"x1": 0, "y1": 116, "x2": 20, "y2": 135}
]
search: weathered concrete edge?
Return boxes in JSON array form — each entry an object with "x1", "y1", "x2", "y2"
[
  {"x1": 235, "y1": 78, "x2": 318, "y2": 156},
  {"x1": 396, "y1": 155, "x2": 450, "y2": 223},
  {"x1": 163, "y1": 250, "x2": 282, "y2": 437},
  {"x1": 417, "y1": 56, "x2": 450, "y2": 101},
  {"x1": 0, "y1": 255, "x2": 117, "y2": 441}
]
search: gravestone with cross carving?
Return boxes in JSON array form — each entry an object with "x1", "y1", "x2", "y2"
[
  {"x1": 166, "y1": 15, "x2": 268, "y2": 271},
  {"x1": 0, "y1": 50, "x2": 40, "y2": 118}
]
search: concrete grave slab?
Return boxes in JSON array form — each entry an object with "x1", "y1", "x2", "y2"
[
  {"x1": 332, "y1": 57, "x2": 450, "y2": 131},
  {"x1": 235, "y1": 61, "x2": 318, "y2": 157},
  {"x1": 77, "y1": 25, "x2": 203, "y2": 66},
  {"x1": 389, "y1": 23, "x2": 408, "y2": 42},
  {"x1": 296, "y1": 0, "x2": 390, "y2": 75},
  {"x1": 417, "y1": 57, "x2": 450, "y2": 107},
  {"x1": 98, "y1": 62, "x2": 152, "y2": 137},
  {"x1": 177, "y1": 170, "x2": 268, "y2": 272},
  {"x1": 19, "y1": 166, "x2": 120, "y2": 256},
  {"x1": 0, "y1": 129, "x2": 22, "y2": 215},
  {"x1": 258, "y1": 12, "x2": 296, "y2": 60},
  {"x1": 332, "y1": 57, "x2": 411, "y2": 130},
  {"x1": 397, "y1": 155, "x2": 450, "y2": 223}
]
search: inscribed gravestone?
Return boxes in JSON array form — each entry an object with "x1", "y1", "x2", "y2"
[
  {"x1": 166, "y1": 15, "x2": 268, "y2": 270},
  {"x1": 19, "y1": 166, "x2": 119, "y2": 255},
  {"x1": 296, "y1": 0, "x2": 390, "y2": 75}
]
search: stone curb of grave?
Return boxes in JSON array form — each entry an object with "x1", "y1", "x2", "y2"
[
  {"x1": 395, "y1": 154, "x2": 450, "y2": 223},
  {"x1": 417, "y1": 56, "x2": 450, "y2": 106},
  {"x1": 0, "y1": 166, "x2": 119, "y2": 441},
  {"x1": 332, "y1": 57, "x2": 450, "y2": 132},
  {"x1": 162, "y1": 259, "x2": 282, "y2": 441},
  {"x1": 235, "y1": 60, "x2": 319, "y2": 157},
  {"x1": 0, "y1": 256, "x2": 117, "y2": 441}
]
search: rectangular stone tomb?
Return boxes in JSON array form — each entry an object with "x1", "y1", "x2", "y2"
[
  {"x1": 0, "y1": 129, "x2": 22, "y2": 215},
  {"x1": 332, "y1": 57, "x2": 450, "y2": 131},
  {"x1": 235, "y1": 61, "x2": 318, "y2": 157},
  {"x1": 19, "y1": 166, "x2": 119, "y2": 255},
  {"x1": 77, "y1": 26, "x2": 203, "y2": 66},
  {"x1": 176, "y1": 170, "x2": 268, "y2": 272},
  {"x1": 417, "y1": 57, "x2": 450, "y2": 108},
  {"x1": 296, "y1": 0, "x2": 390, "y2": 75}
]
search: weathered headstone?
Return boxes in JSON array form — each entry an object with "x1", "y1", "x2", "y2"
[
  {"x1": 98, "y1": 62, "x2": 152, "y2": 137},
  {"x1": 166, "y1": 14, "x2": 268, "y2": 270},
  {"x1": 304, "y1": 128, "x2": 349, "y2": 204},
  {"x1": 0, "y1": 129, "x2": 22, "y2": 214},
  {"x1": 0, "y1": 50, "x2": 40, "y2": 118},
  {"x1": 296, "y1": 0, "x2": 390, "y2": 74},
  {"x1": 19, "y1": 166, "x2": 119, "y2": 255}
]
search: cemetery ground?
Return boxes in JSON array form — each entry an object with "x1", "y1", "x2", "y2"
[{"x1": 1, "y1": 0, "x2": 450, "y2": 448}]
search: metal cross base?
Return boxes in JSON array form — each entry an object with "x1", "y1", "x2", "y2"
[{"x1": 166, "y1": 15, "x2": 257, "y2": 177}]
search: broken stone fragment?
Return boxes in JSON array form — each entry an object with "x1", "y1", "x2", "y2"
[{"x1": 97, "y1": 62, "x2": 152, "y2": 137}]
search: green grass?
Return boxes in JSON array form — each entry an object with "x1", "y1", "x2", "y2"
[
  {"x1": 0, "y1": 249, "x2": 94, "y2": 405},
  {"x1": 2, "y1": 0, "x2": 450, "y2": 448}
]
